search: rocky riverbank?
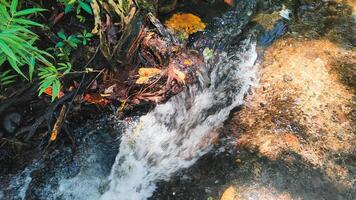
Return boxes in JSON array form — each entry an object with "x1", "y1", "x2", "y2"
[{"x1": 152, "y1": 0, "x2": 355, "y2": 199}]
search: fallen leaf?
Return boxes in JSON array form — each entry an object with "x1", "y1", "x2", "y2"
[
  {"x1": 138, "y1": 68, "x2": 162, "y2": 77},
  {"x1": 165, "y1": 13, "x2": 206, "y2": 35},
  {"x1": 203, "y1": 48, "x2": 214, "y2": 61},
  {"x1": 136, "y1": 68, "x2": 162, "y2": 84},
  {"x1": 83, "y1": 93, "x2": 110, "y2": 106},
  {"x1": 173, "y1": 68, "x2": 186, "y2": 83},
  {"x1": 104, "y1": 84, "x2": 116, "y2": 94},
  {"x1": 183, "y1": 59, "x2": 193, "y2": 66},
  {"x1": 136, "y1": 77, "x2": 150, "y2": 84},
  {"x1": 224, "y1": 0, "x2": 235, "y2": 6},
  {"x1": 220, "y1": 186, "x2": 236, "y2": 200},
  {"x1": 44, "y1": 86, "x2": 64, "y2": 98}
]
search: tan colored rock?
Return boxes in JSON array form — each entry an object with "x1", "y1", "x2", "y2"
[
  {"x1": 230, "y1": 38, "x2": 356, "y2": 188},
  {"x1": 225, "y1": 185, "x2": 295, "y2": 200}
]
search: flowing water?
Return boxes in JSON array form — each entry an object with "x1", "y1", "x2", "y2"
[
  {"x1": 100, "y1": 39, "x2": 258, "y2": 200},
  {"x1": 1, "y1": 1, "x2": 262, "y2": 199}
]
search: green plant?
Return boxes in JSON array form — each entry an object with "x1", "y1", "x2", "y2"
[
  {"x1": 60, "y1": 0, "x2": 93, "y2": 15},
  {"x1": 53, "y1": 31, "x2": 81, "y2": 61},
  {"x1": 0, "y1": 0, "x2": 51, "y2": 80},
  {"x1": 43, "y1": 29, "x2": 92, "y2": 100},
  {"x1": 53, "y1": 30, "x2": 92, "y2": 60},
  {"x1": 0, "y1": 0, "x2": 73, "y2": 101},
  {"x1": 0, "y1": 70, "x2": 16, "y2": 86},
  {"x1": 38, "y1": 62, "x2": 71, "y2": 101},
  {"x1": 77, "y1": 29, "x2": 93, "y2": 45},
  {"x1": 56, "y1": 31, "x2": 81, "y2": 49}
]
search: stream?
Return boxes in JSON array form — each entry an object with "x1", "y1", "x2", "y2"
[
  {"x1": 2, "y1": 1, "x2": 259, "y2": 199},
  {"x1": 3, "y1": 0, "x2": 346, "y2": 199}
]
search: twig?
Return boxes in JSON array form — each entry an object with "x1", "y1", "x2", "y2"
[{"x1": 49, "y1": 105, "x2": 67, "y2": 142}]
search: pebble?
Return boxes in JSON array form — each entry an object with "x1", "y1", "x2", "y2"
[{"x1": 283, "y1": 74, "x2": 293, "y2": 82}]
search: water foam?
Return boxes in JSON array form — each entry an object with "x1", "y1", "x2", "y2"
[{"x1": 100, "y1": 39, "x2": 258, "y2": 200}]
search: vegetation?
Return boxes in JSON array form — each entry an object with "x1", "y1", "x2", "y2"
[
  {"x1": 0, "y1": 0, "x2": 211, "y2": 164},
  {"x1": 0, "y1": 0, "x2": 97, "y2": 100},
  {"x1": 59, "y1": 0, "x2": 93, "y2": 22},
  {"x1": 0, "y1": 0, "x2": 50, "y2": 82},
  {"x1": 0, "y1": 0, "x2": 73, "y2": 100}
]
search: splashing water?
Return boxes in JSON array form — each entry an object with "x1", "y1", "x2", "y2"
[
  {"x1": 100, "y1": 39, "x2": 258, "y2": 200},
  {"x1": 1, "y1": 2, "x2": 260, "y2": 199},
  {"x1": 1, "y1": 33, "x2": 258, "y2": 200}
]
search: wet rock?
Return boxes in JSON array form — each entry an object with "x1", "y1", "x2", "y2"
[
  {"x1": 2, "y1": 112, "x2": 22, "y2": 135},
  {"x1": 253, "y1": 11, "x2": 281, "y2": 30},
  {"x1": 289, "y1": 0, "x2": 355, "y2": 47},
  {"x1": 259, "y1": 21, "x2": 287, "y2": 46}
]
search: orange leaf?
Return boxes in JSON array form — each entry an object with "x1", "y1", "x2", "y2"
[
  {"x1": 224, "y1": 0, "x2": 235, "y2": 6},
  {"x1": 138, "y1": 68, "x2": 162, "y2": 77},
  {"x1": 83, "y1": 93, "x2": 110, "y2": 106},
  {"x1": 44, "y1": 86, "x2": 65, "y2": 98}
]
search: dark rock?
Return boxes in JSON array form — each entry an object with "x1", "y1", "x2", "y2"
[
  {"x1": 2, "y1": 112, "x2": 22, "y2": 135},
  {"x1": 260, "y1": 21, "x2": 287, "y2": 46}
]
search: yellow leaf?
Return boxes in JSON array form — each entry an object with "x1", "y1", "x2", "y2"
[
  {"x1": 138, "y1": 68, "x2": 162, "y2": 77},
  {"x1": 220, "y1": 186, "x2": 236, "y2": 200},
  {"x1": 136, "y1": 77, "x2": 150, "y2": 84},
  {"x1": 173, "y1": 68, "x2": 186, "y2": 84},
  {"x1": 90, "y1": 0, "x2": 101, "y2": 34},
  {"x1": 117, "y1": 100, "x2": 127, "y2": 112},
  {"x1": 183, "y1": 59, "x2": 192, "y2": 66},
  {"x1": 136, "y1": 68, "x2": 162, "y2": 84},
  {"x1": 165, "y1": 13, "x2": 206, "y2": 35}
]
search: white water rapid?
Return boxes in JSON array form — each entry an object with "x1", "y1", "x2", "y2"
[{"x1": 100, "y1": 39, "x2": 258, "y2": 200}]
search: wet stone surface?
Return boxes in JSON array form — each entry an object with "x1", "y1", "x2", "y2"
[
  {"x1": 0, "y1": 115, "x2": 124, "y2": 200},
  {"x1": 152, "y1": 145, "x2": 355, "y2": 200}
]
